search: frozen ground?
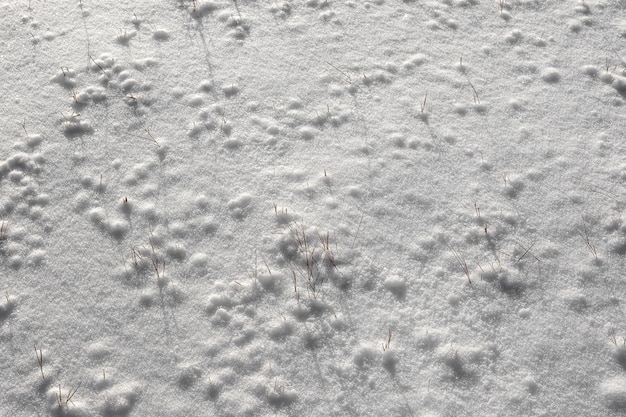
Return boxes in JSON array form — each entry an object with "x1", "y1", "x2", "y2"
[{"x1": 1, "y1": 0, "x2": 626, "y2": 416}]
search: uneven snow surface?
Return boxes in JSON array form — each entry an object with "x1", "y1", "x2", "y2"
[{"x1": 1, "y1": 0, "x2": 626, "y2": 416}]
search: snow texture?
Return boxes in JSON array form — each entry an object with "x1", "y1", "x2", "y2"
[{"x1": 1, "y1": 0, "x2": 626, "y2": 416}]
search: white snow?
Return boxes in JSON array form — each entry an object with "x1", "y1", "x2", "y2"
[{"x1": 1, "y1": 0, "x2": 626, "y2": 416}]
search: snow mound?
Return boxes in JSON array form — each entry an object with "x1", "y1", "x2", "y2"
[{"x1": 600, "y1": 377, "x2": 626, "y2": 410}]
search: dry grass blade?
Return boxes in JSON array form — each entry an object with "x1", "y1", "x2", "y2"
[
  {"x1": 65, "y1": 381, "x2": 82, "y2": 406},
  {"x1": 581, "y1": 217, "x2": 598, "y2": 260},
  {"x1": 468, "y1": 80, "x2": 480, "y2": 104},
  {"x1": 516, "y1": 241, "x2": 539, "y2": 263},
  {"x1": 448, "y1": 245, "x2": 471, "y2": 284},
  {"x1": 318, "y1": 231, "x2": 339, "y2": 271},
  {"x1": 0, "y1": 221, "x2": 6, "y2": 243},
  {"x1": 325, "y1": 61, "x2": 352, "y2": 85},
  {"x1": 382, "y1": 330, "x2": 393, "y2": 351},
  {"x1": 351, "y1": 212, "x2": 364, "y2": 249},
  {"x1": 34, "y1": 345, "x2": 44, "y2": 380}
]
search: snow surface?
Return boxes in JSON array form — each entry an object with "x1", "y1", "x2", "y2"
[{"x1": 1, "y1": 0, "x2": 626, "y2": 416}]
